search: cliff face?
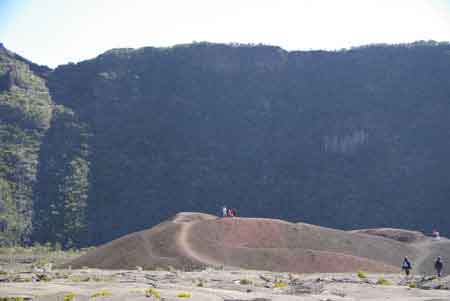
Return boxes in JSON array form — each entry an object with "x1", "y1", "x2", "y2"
[
  {"x1": 0, "y1": 44, "x2": 53, "y2": 244},
  {"x1": 1, "y1": 42, "x2": 450, "y2": 247}
]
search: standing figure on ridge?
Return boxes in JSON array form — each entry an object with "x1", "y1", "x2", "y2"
[
  {"x1": 227, "y1": 208, "x2": 234, "y2": 217},
  {"x1": 222, "y1": 205, "x2": 227, "y2": 218},
  {"x1": 435, "y1": 256, "x2": 444, "y2": 277},
  {"x1": 402, "y1": 256, "x2": 412, "y2": 276},
  {"x1": 231, "y1": 208, "x2": 237, "y2": 217}
]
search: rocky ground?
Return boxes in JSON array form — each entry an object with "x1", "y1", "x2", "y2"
[
  {"x1": 1, "y1": 215, "x2": 449, "y2": 300},
  {"x1": 1, "y1": 267, "x2": 450, "y2": 301}
]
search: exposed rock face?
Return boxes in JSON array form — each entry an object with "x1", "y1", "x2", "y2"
[
  {"x1": 1, "y1": 41, "x2": 450, "y2": 247},
  {"x1": 0, "y1": 68, "x2": 15, "y2": 90}
]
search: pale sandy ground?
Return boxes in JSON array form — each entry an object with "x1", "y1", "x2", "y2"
[
  {"x1": 1, "y1": 268, "x2": 450, "y2": 301},
  {"x1": 2, "y1": 213, "x2": 449, "y2": 300}
]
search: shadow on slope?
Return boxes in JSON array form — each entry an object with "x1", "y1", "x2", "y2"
[{"x1": 350, "y1": 228, "x2": 426, "y2": 243}]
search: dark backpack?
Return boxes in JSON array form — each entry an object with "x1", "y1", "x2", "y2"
[{"x1": 402, "y1": 259, "x2": 411, "y2": 269}]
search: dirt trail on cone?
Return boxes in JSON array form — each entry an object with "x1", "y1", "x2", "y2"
[
  {"x1": 174, "y1": 214, "x2": 221, "y2": 266},
  {"x1": 411, "y1": 238, "x2": 450, "y2": 274},
  {"x1": 351, "y1": 228, "x2": 450, "y2": 275}
]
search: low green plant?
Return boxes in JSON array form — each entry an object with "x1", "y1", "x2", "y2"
[
  {"x1": 357, "y1": 270, "x2": 367, "y2": 279},
  {"x1": 408, "y1": 282, "x2": 417, "y2": 288},
  {"x1": 239, "y1": 278, "x2": 252, "y2": 285},
  {"x1": 0, "y1": 297, "x2": 24, "y2": 301},
  {"x1": 176, "y1": 292, "x2": 191, "y2": 298},
  {"x1": 36, "y1": 273, "x2": 51, "y2": 282},
  {"x1": 376, "y1": 276, "x2": 392, "y2": 285},
  {"x1": 273, "y1": 281, "x2": 288, "y2": 288},
  {"x1": 213, "y1": 265, "x2": 224, "y2": 270},
  {"x1": 63, "y1": 292, "x2": 75, "y2": 301},
  {"x1": 13, "y1": 276, "x2": 32, "y2": 283},
  {"x1": 91, "y1": 290, "x2": 112, "y2": 298},
  {"x1": 145, "y1": 288, "x2": 161, "y2": 299}
]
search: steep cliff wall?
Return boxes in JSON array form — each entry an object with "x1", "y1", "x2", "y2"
[{"x1": 1, "y1": 42, "x2": 450, "y2": 247}]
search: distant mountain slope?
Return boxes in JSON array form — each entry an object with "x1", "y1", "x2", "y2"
[{"x1": 1, "y1": 41, "x2": 450, "y2": 247}]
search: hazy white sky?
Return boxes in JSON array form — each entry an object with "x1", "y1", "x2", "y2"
[{"x1": 1, "y1": 0, "x2": 450, "y2": 67}]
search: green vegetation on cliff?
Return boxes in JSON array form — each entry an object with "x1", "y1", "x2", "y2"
[
  {"x1": 33, "y1": 105, "x2": 90, "y2": 247},
  {"x1": 1, "y1": 41, "x2": 450, "y2": 247},
  {"x1": 0, "y1": 45, "x2": 53, "y2": 245}
]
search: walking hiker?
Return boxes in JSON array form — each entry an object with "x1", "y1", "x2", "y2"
[
  {"x1": 402, "y1": 256, "x2": 412, "y2": 276},
  {"x1": 435, "y1": 256, "x2": 444, "y2": 277},
  {"x1": 432, "y1": 229, "x2": 441, "y2": 241}
]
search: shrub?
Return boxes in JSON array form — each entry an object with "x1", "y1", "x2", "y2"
[
  {"x1": 239, "y1": 278, "x2": 252, "y2": 285},
  {"x1": 273, "y1": 281, "x2": 288, "y2": 288},
  {"x1": 36, "y1": 273, "x2": 51, "y2": 282},
  {"x1": 408, "y1": 282, "x2": 417, "y2": 288},
  {"x1": 145, "y1": 288, "x2": 161, "y2": 299},
  {"x1": 376, "y1": 276, "x2": 392, "y2": 285},
  {"x1": 357, "y1": 270, "x2": 367, "y2": 279},
  {"x1": 63, "y1": 292, "x2": 75, "y2": 301},
  {"x1": 0, "y1": 297, "x2": 25, "y2": 301},
  {"x1": 91, "y1": 290, "x2": 112, "y2": 298},
  {"x1": 176, "y1": 292, "x2": 191, "y2": 298}
]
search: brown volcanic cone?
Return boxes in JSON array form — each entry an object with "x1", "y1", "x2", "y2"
[
  {"x1": 67, "y1": 213, "x2": 420, "y2": 272},
  {"x1": 65, "y1": 212, "x2": 217, "y2": 270}
]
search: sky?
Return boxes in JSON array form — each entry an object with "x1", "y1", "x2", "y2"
[{"x1": 1, "y1": 0, "x2": 450, "y2": 68}]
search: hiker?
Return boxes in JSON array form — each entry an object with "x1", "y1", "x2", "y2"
[
  {"x1": 402, "y1": 256, "x2": 412, "y2": 276},
  {"x1": 227, "y1": 208, "x2": 234, "y2": 217},
  {"x1": 432, "y1": 229, "x2": 441, "y2": 241},
  {"x1": 231, "y1": 208, "x2": 237, "y2": 217},
  {"x1": 222, "y1": 205, "x2": 227, "y2": 218},
  {"x1": 435, "y1": 256, "x2": 444, "y2": 277}
]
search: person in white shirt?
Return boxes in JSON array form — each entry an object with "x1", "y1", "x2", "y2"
[{"x1": 222, "y1": 206, "x2": 227, "y2": 217}]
